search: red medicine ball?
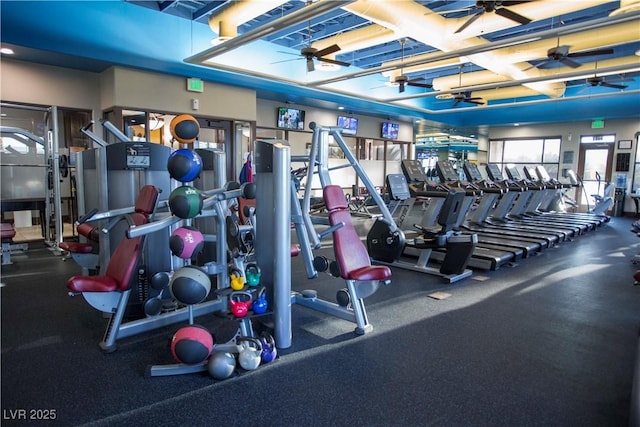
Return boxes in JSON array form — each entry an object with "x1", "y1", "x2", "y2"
[
  {"x1": 171, "y1": 325, "x2": 214, "y2": 365},
  {"x1": 170, "y1": 226, "x2": 204, "y2": 259}
]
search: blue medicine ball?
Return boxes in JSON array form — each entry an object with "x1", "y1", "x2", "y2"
[{"x1": 167, "y1": 149, "x2": 202, "y2": 183}]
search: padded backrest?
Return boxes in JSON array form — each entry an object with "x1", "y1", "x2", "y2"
[
  {"x1": 104, "y1": 212, "x2": 148, "y2": 291},
  {"x1": 134, "y1": 185, "x2": 159, "y2": 216},
  {"x1": 324, "y1": 185, "x2": 371, "y2": 279}
]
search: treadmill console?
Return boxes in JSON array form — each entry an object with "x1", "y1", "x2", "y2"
[
  {"x1": 536, "y1": 165, "x2": 551, "y2": 182},
  {"x1": 505, "y1": 166, "x2": 522, "y2": 180},
  {"x1": 401, "y1": 160, "x2": 428, "y2": 183},
  {"x1": 463, "y1": 161, "x2": 483, "y2": 182},
  {"x1": 486, "y1": 164, "x2": 505, "y2": 181},
  {"x1": 386, "y1": 174, "x2": 411, "y2": 201},
  {"x1": 436, "y1": 161, "x2": 459, "y2": 183}
]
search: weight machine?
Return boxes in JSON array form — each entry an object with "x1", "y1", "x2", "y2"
[
  {"x1": 0, "y1": 102, "x2": 70, "y2": 251},
  {"x1": 254, "y1": 129, "x2": 394, "y2": 346}
]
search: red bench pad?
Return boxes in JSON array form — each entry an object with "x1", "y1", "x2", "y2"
[
  {"x1": 324, "y1": 185, "x2": 391, "y2": 281},
  {"x1": 1, "y1": 223, "x2": 16, "y2": 240},
  {"x1": 68, "y1": 275, "x2": 119, "y2": 293},
  {"x1": 66, "y1": 234, "x2": 142, "y2": 293},
  {"x1": 59, "y1": 241, "x2": 94, "y2": 254},
  {"x1": 348, "y1": 265, "x2": 391, "y2": 281}
]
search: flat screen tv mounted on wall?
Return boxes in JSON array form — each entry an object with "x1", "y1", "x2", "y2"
[
  {"x1": 337, "y1": 115, "x2": 358, "y2": 135},
  {"x1": 381, "y1": 122, "x2": 399, "y2": 140},
  {"x1": 276, "y1": 107, "x2": 305, "y2": 130}
]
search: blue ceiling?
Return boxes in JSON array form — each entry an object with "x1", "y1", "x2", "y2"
[{"x1": 1, "y1": 0, "x2": 639, "y2": 136}]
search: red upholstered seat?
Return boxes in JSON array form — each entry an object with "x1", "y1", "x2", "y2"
[
  {"x1": 77, "y1": 223, "x2": 100, "y2": 241},
  {"x1": 323, "y1": 185, "x2": 391, "y2": 281},
  {"x1": 66, "y1": 185, "x2": 159, "y2": 294},
  {"x1": 135, "y1": 185, "x2": 160, "y2": 216},
  {"x1": 67, "y1": 212, "x2": 147, "y2": 293},
  {"x1": 59, "y1": 241, "x2": 94, "y2": 254},
  {"x1": 1, "y1": 223, "x2": 16, "y2": 240},
  {"x1": 291, "y1": 244, "x2": 300, "y2": 257}
]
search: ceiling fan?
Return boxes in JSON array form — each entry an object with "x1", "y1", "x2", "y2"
[
  {"x1": 451, "y1": 65, "x2": 485, "y2": 106},
  {"x1": 274, "y1": 17, "x2": 350, "y2": 72},
  {"x1": 583, "y1": 60, "x2": 630, "y2": 90},
  {"x1": 533, "y1": 39, "x2": 614, "y2": 69},
  {"x1": 393, "y1": 38, "x2": 433, "y2": 93},
  {"x1": 299, "y1": 44, "x2": 350, "y2": 72},
  {"x1": 585, "y1": 75, "x2": 628, "y2": 89},
  {"x1": 455, "y1": 1, "x2": 532, "y2": 34},
  {"x1": 453, "y1": 91, "x2": 485, "y2": 106}
]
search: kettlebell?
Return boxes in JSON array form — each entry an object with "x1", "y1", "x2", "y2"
[
  {"x1": 236, "y1": 336, "x2": 262, "y2": 371},
  {"x1": 229, "y1": 291, "x2": 252, "y2": 318},
  {"x1": 207, "y1": 351, "x2": 236, "y2": 380},
  {"x1": 245, "y1": 263, "x2": 261, "y2": 287},
  {"x1": 259, "y1": 332, "x2": 277, "y2": 364},
  {"x1": 252, "y1": 287, "x2": 268, "y2": 315},
  {"x1": 229, "y1": 267, "x2": 245, "y2": 291}
]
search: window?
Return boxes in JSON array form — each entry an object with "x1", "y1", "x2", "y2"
[{"x1": 489, "y1": 137, "x2": 561, "y2": 179}]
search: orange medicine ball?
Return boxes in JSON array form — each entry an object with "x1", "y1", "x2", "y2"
[{"x1": 170, "y1": 114, "x2": 200, "y2": 144}]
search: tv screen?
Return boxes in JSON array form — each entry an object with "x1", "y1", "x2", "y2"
[
  {"x1": 381, "y1": 122, "x2": 399, "y2": 140},
  {"x1": 337, "y1": 115, "x2": 358, "y2": 135},
  {"x1": 277, "y1": 107, "x2": 305, "y2": 130}
]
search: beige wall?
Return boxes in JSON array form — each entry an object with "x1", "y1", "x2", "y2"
[
  {"x1": 1, "y1": 59, "x2": 257, "y2": 129},
  {"x1": 1, "y1": 58, "x2": 102, "y2": 116},
  {"x1": 109, "y1": 67, "x2": 256, "y2": 121},
  {"x1": 257, "y1": 99, "x2": 415, "y2": 142}
]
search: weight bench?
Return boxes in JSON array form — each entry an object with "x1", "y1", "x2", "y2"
[
  {"x1": 327, "y1": 185, "x2": 391, "y2": 333},
  {"x1": 294, "y1": 185, "x2": 391, "y2": 335},
  {"x1": 66, "y1": 185, "x2": 159, "y2": 352},
  {"x1": 60, "y1": 185, "x2": 160, "y2": 274},
  {"x1": 1, "y1": 223, "x2": 28, "y2": 265},
  {"x1": 59, "y1": 223, "x2": 100, "y2": 273}
]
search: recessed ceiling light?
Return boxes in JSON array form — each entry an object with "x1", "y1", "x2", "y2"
[
  {"x1": 338, "y1": 106, "x2": 345, "y2": 110},
  {"x1": 514, "y1": 123, "x2": 520, "y2": 126},
  {"x1": 636, "y1": 49, "x2": 640, "y2": 57},
  {"x1": 1, "y1": 47, "x2": 15, "y2": 55}
]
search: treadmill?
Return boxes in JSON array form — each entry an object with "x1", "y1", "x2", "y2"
[
  {"x1": 461, "y1": 161, "x2": 544, "y2": 257},
  {"x1": 528, "y1": 165, "x2": 608, "y2": 228},
  {"x1": 427, "y1": 160, "x2": 521, "y2": 270},
  {"x1": 480, "y1": 164, "x2": 566, "y2": 247},
  {"x1": 504, "y1": 166, "x2": 582, "y2": 239}
]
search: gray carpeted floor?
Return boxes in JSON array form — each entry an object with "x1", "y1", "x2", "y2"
[{"x1": 1, "y1": 216, "x2": 639, "y2": 426}]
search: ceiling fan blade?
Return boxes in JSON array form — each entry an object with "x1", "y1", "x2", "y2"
[
  {"x1": 306, "y1": 58, "x2": 315, "y2": 72},
  {"x1": 455, "y1": 10, "x2": 483, "y2": 34},
  {"x1": 314, "y1": 44, "x2": 341, "y2": 58},
  {"x1": 559, "y1": 57, "x2": 582, "y2": 68},
  {"x1": 567, "y1": 48, "x2": 614, "y2": 58},
  {"x1": 464, "y1": 99, "x2": 485, "y2": 105},
  {"x1": 608, "y1": 76, "x2": 635, "y2": 83},
  {"x1": 317, "y1": 57, "x2": 351, "y2": 67},
  {"x1": 530, "y1": 59, "x2": 553, "y2": 69},
  {"x1": 271, "y1": 57, "x2": 303, "y2": 65},
  {"x1": 399, "y1": 81, "x2": 406, "y2": 93},
  {"x1": 453, "y1": 98, "x2": 462, "y2": 107},
  {"x1": 601, "y1": 82, "x2": 628, "y2": 89},
  {"x1": 495, "y1": 7, "x2": 531, "y2": 25},
  {"x1": 407, "y1": 81, "x2": 433, "y2": 89}
]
